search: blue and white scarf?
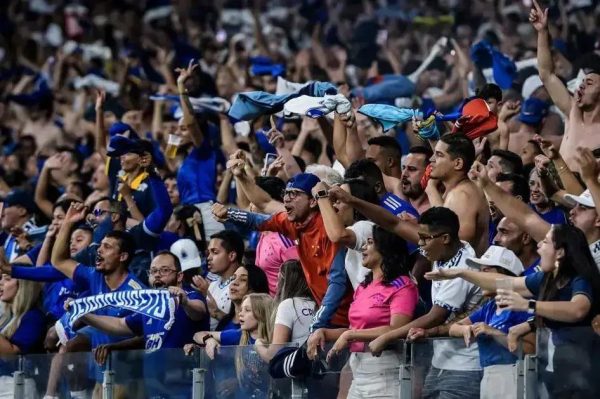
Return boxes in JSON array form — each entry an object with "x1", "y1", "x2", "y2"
[{"x1": 55, "y1": 289, "x2": 176, "y2": 345}]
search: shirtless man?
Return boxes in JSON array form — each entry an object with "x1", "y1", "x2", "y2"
[
  {"x1": 531, "y1": 0, "x2": 600, "y2": 169},
  {"x1": 332, "y1": 134, "x2": 490, "y2": 256}
]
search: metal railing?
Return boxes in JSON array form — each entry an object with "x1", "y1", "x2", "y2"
[{"x1": 3, "y1": 326, "x2": 598, "y2": 398}]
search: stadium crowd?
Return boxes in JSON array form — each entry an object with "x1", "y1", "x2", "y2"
[{"x1": 1, "y1": 0, "x2": 600, "y2": 398}]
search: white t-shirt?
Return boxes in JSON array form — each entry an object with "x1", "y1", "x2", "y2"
[
  {"x1": 274, "y1": 297, "x2": 316, "y2": 345},
  {"x1": 346, "y1": 220, "x2": 375, "y2": 289},
  {"x1": 431, "y1": 241, "x2": 483, "y2": 371},
  {"x1": 208, "y1": 278, "x2": 232, "y2": 330}
]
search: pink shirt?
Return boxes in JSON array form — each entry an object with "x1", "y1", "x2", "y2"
[
  {"x1": 349, "y1": 275, "x2": 418, "y2": 352},
  {"x1": 255, "y1": 231, "x2": 299, "y2": 296}
]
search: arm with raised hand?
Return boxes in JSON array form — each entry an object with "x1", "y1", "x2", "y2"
[
  {"x1": 469, "y1": 161, "x2": 550, "y2": 242},
  {"x1": 94, "y1": 90, "x2": 108, "y2": 158},
  {"x1": 575, "y1": 147, "x2": 600, "y2": 219},
  {"x1": 530, "y1": 0, "x2": 572, "y2": 115},
  {"x1": 142, "y1": 170, "x2": 174, "y2": 236},
  {"x1": 35, "y1": 154, "x2": 63, "y2": 219},
  {"x1": 535, "y1": 135, "x2": 584, "y2": 195},
  {"x1": 268, "y1": 129, "x2": 303, "y2": 178},
  {"x1": 176, "y1": 61, "x2": 204, "y2": 147},
  {"x1": 51, "y1": 203, "x2": 88, "y2": 279},
  {"x1": 312, "y1": 183, "x2": 357, "y2": 248},
  {"x1": 328, "y1": 186, "x2": 420, "y2": 244},
  {"x1": 333, "y1": 113, "x2": 350, "y2": 168}
]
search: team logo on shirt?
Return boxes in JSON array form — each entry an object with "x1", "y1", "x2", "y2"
[
  {"x1": 370, "y1": 293, "x2": 387, "y2": 306},
  {"x1": 146, "y1": 332, "x2": 164, "y2": 352}
]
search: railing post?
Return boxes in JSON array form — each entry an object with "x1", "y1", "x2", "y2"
[
  {"x1": 399, "y1": 341, "x2": 412, "y2": 399},
  {"x1": 523, "y1": 355, "x2": 537, "y2": 399},
  {"x1": 192, "y1": 368, "x2": 205, "y2": 399},
  {"x1": 13, "y1": 356, "x2": 25, "y2": 399},
  {"x1": 102, "y1": 355, "x2": 114, "y2": 399},
  {"x1": 290, "y1": 379, "x2": 307, "y2": 399}
]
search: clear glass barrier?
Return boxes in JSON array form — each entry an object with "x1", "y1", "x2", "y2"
[
  {"x1": 534, "y1": 326, "x2": 600, "y2": 399},
  {"x1": 0, "y1": 354, "x2": 21, "y2": 397},
  {"x1": 21, "y1": 351, "x2": 96, "y2": 399}
]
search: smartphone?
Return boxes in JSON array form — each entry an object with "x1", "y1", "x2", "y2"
[
  {"x1": 376, "y1": 30, "x2": 388, "y2": 46},
  {"x1": 264, "y1": 153, "x2": 277, "y2": 168}
]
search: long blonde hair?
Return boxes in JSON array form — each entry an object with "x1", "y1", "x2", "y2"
[
  {"x1": 236, "y1": 293, "x2": 275, "y2": 384},
  {"x1": 0, "y1": 278, "x2": 42, "y2": 339}
]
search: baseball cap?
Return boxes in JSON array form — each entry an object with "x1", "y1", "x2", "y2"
[
  {"x1": 518, "y1": 98, "x2": 549, "y2": 126},
  {"x1": 564, "y1": 189, "x2": 595, "y2": 208},
  {"x1": 285, "y1": 173, "x2": 320, "y2": 195},
  {"x1": 107, "y1": 136, "x2": 152, "y2": 157},
  {"x1": 170, "y1": 239, "x2": 202, "y2": 272},
  {"x1": 521, "y1": 75, "x2": 543, "y2": 100},
  {"x1": 3, "y1": 189, "x2": 36, "y2": 213},
  {"x1": 466, "y1": 245, "x2": 524, "y2": 276},
  {"x1": 108, "y1": 121, "x2": 139, "y2": 139}
]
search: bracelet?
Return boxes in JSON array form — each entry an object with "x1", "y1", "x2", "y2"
[{"x1": 202, "y1": 334, "x2": 214, "y2": 345}]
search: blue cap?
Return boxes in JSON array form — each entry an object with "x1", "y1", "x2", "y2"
[
  {"x1": 108, "y1": 122, "x2": 139, "y2": 140},
  {"x1": 107, "y1": 136, "x2": 152, "y2": 157},
  {"x1": 286, "y1": 173, "x2": 320, "y2": 195},
  {"x1": 519, "y1": 98, "x2": 549, "y2": 126},
  {"x1": 3, "y1": 189, "x2": 36, "y2": 213}
]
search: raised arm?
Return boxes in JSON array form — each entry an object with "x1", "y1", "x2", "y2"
[
  {"x1": 176, "y1": 61, "x2": 204, "y2": 147},
  {"x1": 530, "y1": 0, "x2": 572, "y2": 115},
  {"x1": 51, "y1": 203, "x2": 88, "y2": 279},
  {"x1": 142, "y1": 171, "x2": 174, "y2": 236},
  {"x1": 332, "y1": 113, "x2": 350, "y2": 168},
  {"x1": 470, "y1": 161, "x2": 550, "y2": 242},
  {"x1": 35, "y1": 155, "x2": 63, "y2": 219},
  {"x1": 230, "y1": 156, "x2": 285, "y2": 214},
  {"x1": 312, "y1": 183, "x2": 357, "y2": 248},
  {"x1": 328, "y1": 186, "x2": 419, "y2": 244},
  {"x1": 94, "y1": 90, "x2": 108, "y2": 159}
]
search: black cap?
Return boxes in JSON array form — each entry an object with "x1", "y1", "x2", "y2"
[{"x1": 3, "y1": 189, "x2": 35, "y2": 213}]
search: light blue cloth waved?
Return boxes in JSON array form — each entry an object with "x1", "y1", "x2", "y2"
[
  {"x1": 228, "y1": 81, "x2": 338, "y2": 121},
  {"x1": 358, "y1": 104, "x2": 422, "y2": 131}
]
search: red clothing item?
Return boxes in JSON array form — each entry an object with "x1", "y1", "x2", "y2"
[{"x1": 259, "y1": 212, "x2": 351, "y2": 326}]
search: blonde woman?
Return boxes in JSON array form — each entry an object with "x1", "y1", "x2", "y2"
[
  {"x1": 195, "y1": 293, "x2": 275, "y2": 399},
  {"x1": 0, "y1": 274, "x2": 44, "y2": 398}
]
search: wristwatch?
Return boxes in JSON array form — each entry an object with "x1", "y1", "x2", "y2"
[
  {"x1": 202, "y1": 334, "x2": 214, "y2": 345},
  {"x1": 314, "y1": 190, "x2": 329, "y2": 200},
  {"x1": 527, "y1": 300, "x2": 537, "y2": 315}
]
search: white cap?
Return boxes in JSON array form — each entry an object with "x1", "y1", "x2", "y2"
[
  {"x1": 564, "y1": 189, "x2": 595, "y2": 208},
  {"x1": 170, "y1": 239, "x2": 202, "y2": 272},
  {"x1": 522, "y1": 75, "x2": 543, "y2": 100},
  {"x1": 466, "y1": 245, "x2": 524, "y2": 276}
]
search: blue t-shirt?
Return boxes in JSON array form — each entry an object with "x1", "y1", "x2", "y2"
[
  {"x1": 220, "y1": 328, "x2": 255, "y2": 346},
  {"x1": 24, "y1": 246, "x2": 80, "y2": 321},
  {"x1": 380, "y1": 192, "x2": 419, "y2": 253},
  {"x1": 469, "y1": 300, "x2": 530, "y2": 368},
  {"x1": 125, "y1": 289, "x2": 209, "y2": 351},
  {"x1": 177, "y1": 139, "x2": 218, "y2": 204},
  {"x1": 530, "y1": 205, "x2": 568, "y2": 225},
  {"x1": 525, "y1": 271, "x2": 594, "y2": 329},
  {"x1": 522, "y1": 258, "x2": 541, "y2": 277}
]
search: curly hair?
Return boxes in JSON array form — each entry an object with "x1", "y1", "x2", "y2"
[{"x1": 361, "y1": 225, "x2": 410, "y2": 287}]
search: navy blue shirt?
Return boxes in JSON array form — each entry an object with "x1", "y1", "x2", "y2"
[
  {"x1": 525, "y1": 271, "x2": 594, "y2": 329},
  {"x1": 469, "y1": 300, "x2": 530, "y2": 368},
  {"x1": 0, "y1": 309, "x2": 46, "y2": 377},
  {"x1": 125, "y1": 289, "x2": 209, "y2": 351},
  {"x1": 522, "y1": 258, "x2": 541, "y2": 277}
]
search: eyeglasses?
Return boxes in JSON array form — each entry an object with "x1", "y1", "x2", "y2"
[
  {"x1": 93, "y1": 209, "x2": 111, "y2": 217},
  {"x1": 281, "y1": 189, "x2": 305, "y2": 200},
  {"x1": 417, "y1": 232, "x2": 448, "y2": 242},
  {"x1": 147, "y1": 267, "x2": 178, "y2": 277}
]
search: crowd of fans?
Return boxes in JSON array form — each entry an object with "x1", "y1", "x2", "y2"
[{"x1": 1, "y1": 0, "x2": 600, "y2": 398}]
